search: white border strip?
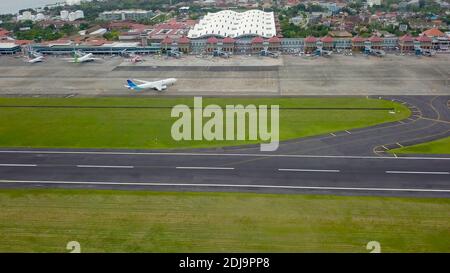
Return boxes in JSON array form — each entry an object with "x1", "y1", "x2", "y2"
[
  {"x1": 0, "y1": 180, "x2": 449, "y2": 193},
  {"x1": 0, "y1": 150, "x2": 449, "y2": 160}
]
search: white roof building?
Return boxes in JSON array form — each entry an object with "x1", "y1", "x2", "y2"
[{"x1": 188, "y1": 10, "x2": 276, "y2": 39}]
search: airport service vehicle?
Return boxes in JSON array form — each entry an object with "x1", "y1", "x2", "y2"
[
  {"x1": 167, "y1": 50, "x2": 182, "y2": 58},
  {"x1": 364, "y1": 46, "x2": 386, "y2": 57},
  {"x1": 313, "y1": 47, "x2": 332, "y2": 57},
  {"x1": 125, "y1": 78, "x2": 177, "y2": 92},
  {"x1": 64, "y1": 51, "x2": 102, "y2": 63},
  {"x1": 213, "y1": 49, "x2": 230, "y2": 58},
  {"x1": 121, "y1": 49, "x2": 144, "y2": 63},
  {"x1": 260, "y1": 49, "x2": 280, "y2": 58},
  {"x1": 415, "y1": 46, "x2": 436, "y2": 57}
]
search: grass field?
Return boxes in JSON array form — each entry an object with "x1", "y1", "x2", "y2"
[
  {"x1": 391, "y1": 136, "x2": 450, "y2": 154},
  {"x1": 0, "y1": 189, "x2": 448, "y2": 253},
  {"x1": 0, "y1": 97, "x2": 409, "y2": 149}
]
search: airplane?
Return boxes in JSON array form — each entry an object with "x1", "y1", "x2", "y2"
[
  {"x1": 124, "y1": 78, "x2": 177, "y2": 92},
  {"x1": 364, "y1": 46, "x2": 385, "y2": 57},
  {"x1": 260, "y1": 48, "x2": 280, "y2": 58},
  {"x1": 213, "y1": 49, "x2": 230, "y2": 58},
  {"x1": 313, "y1": 47, "x2": 332, "y2": 57},
  {"x1": 25, "y1": 50, "x2": 45, "y2": 63},
  {"x1": 27, "y1": 55, "x2": 45, "y2": 63},
  {"x1": 64, "y1": 51, "x2": 102, "y2": 63}
]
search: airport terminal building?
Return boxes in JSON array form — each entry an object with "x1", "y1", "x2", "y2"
[
  {"x1": 26, "y1": 33, "x2": 449, "y2": 56},
  {"x1": 3, "y1": 8, "x2": 449, "y2": 56}
]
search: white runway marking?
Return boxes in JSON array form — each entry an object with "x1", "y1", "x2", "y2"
[
  {"x1": 0, "y1": 164, "x2": 37, "y2": 167},
  {"x1": 278, "y1": 168, "x2": 340, "y2": 173},
  {"x1": 176, "y1": 167, "x2": 235, "y2": 170},
  {"x1": 0, "y1": 179, "x2": 449, "y2": 193},
  {"x1": 76, "y1": 165, "x2": 134, "y2": 169},
  {"x1": 386, "y1": 171, "x2": 449, "y2": 175},
  {"x1": 0, "y1": 150, "x2": 449, "y2": 160}
]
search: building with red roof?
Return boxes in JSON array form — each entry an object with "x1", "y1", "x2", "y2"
[
  {"x1": 251, "y1": 36, "x2": 265, "y2": 44},
  {"x1": 0, "y1": 28, "x2": 11, "y2": 39},
  {"x1": 177, "y1": 36, "x2": 190, "y2": 53},
  {"x1": 399, "y1": 35, "x2": 414, "y2": 52},
  {"x1": 304, "y1": 36, "x2": 317, "y2": 52},
  {"x1": 351, "y1": 36, "x2": 366, "y2": 51},
  {"x1": 369, "y1": 36, "x2": 383, "y2": 49},
  {"x1": 251, "y1": 36, "x2": 266, "y2": 53},
  {"x1": 320, "y1": 36, "x2": 334, "y2": 50},
  {"x1": 147, "y1": 20, "x2": 194, "y2": 43},
  {"x1": 222, "y1": 37, "x2": 235, "y2": 44},
  {"x1": 416, "y1": 35, "x2": 432, "y2": 49},
  {"x1": 14, "y1": 40, "x2": 34, "y2": 46},
  {"x1": 161, "y1": 36, "x2": 173, "y2": 45},
  {"x1": 267, "y1": 36, "x2": 281, "y2": 51},
  {"x1": 160, "y1": 36, "x2": 174, "y2": 51},
  {"x1": 221, "y1": 37, "x2": 235, "y2": 52},
  {"x1": 207, "y1": 36, "x2": 219, "y2": 44},
  {"x1": 421, "y1": 28, "x2": 445, "y2": 38}
]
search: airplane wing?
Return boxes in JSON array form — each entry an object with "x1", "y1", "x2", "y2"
[
  {"x1": 154, "y1": 84, "x2": 164, "y2": 91},
  {"x1": 132, "y1": 79, "x2": 150, "y2": 84}
]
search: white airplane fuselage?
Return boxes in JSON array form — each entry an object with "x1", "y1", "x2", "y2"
[
  {"x1": 125, "y1": 78, "x2": 177, "y2": 92},
  {"x1": 28, "y1": 56, "x2": 44, "y2": 63}
]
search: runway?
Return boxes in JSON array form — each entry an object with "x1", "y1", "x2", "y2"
[
  {"x1": 0, "y1": 150, "x2": 449, "y2": 197},
  {"x1": 0, "y1": 96, "x2": 448, "y2": 197}
]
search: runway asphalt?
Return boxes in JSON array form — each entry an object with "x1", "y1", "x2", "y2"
[{"x1": 0, "y1": 96, "x2": 448, "y2": 197}]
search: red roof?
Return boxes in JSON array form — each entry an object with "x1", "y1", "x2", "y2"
[
  {"x1": 416, "y1": 35, "x2": 432, "y2": 42},
  {"x1": 369, "y1": 36, "x2": 383, "y2": 43},
  {"x1": 399, "y1": 34, "x2": 414, "y2": 42},
  {"x1": 0, "y1": 29, "x2": 11, "y2": 37},
  {"x1": 161, "y1": 36, "x2": 173, "y2": 45},
  {"x1": 421, "y1": 28, "x2": 445, "y2": 37},
  {"x1": 178, "y1": 36, "x2": 190, "y2": 44},
  {"x1": 14, "y1": 40, "x2": 33, "y2": 46},
  {"x1": 320, "y1": 36, "x2": 333, "y2": 43},
  {"x1": 352, "y1": 36, "x2": 366, "y2": 42},
  {"x1": 222, "y1": 36, "x2": 235, "y2": 44},
  {"x1": 268, "y1": 36, "x2": 281, "y2": 43},
  {"x1": 207, "y1": 36, "x2": 219, "y2": 44},
  {"x1": 304, "y1": 36, "x2": 317, "y2": 43},
  {"x1": 85, "y1": 39, "x2": 107, "y2": 46},
  {"x1": 251, "y1": 36, "x2": 265, "y2": 44}
]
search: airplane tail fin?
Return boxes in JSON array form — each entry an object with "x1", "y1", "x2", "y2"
[{"x1": 126, "y1": 80, "x2": 141, "y2": 91}]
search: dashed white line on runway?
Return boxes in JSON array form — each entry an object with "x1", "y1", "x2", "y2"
[
  {"x1": 76, "y1": 165, "x2": 134, "y2": 169},
  {"x1": 0, "y1": 164, "x2": 37, "y2": 167},
  {"x1": 176, "y1": 166, "x2": 235, "y2": 170},
  {"x1": 386, "y1": 171, "x2": 449, "y2": 175},
  {"x1": 278, "y1": 168, "x2": 340, "y2": 173}
]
